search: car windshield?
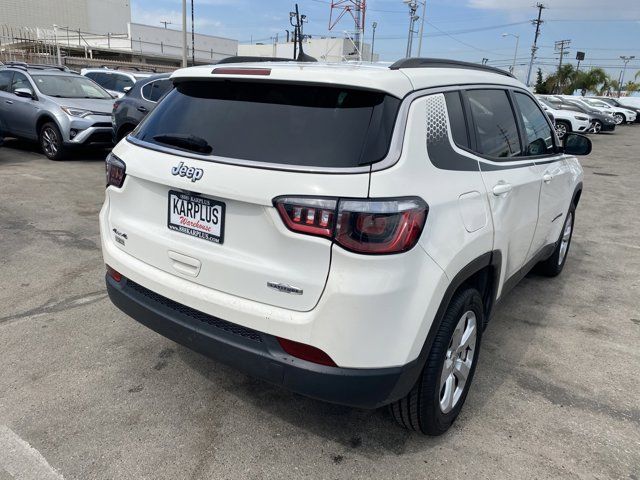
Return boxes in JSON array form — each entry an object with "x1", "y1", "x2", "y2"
[
  {"x1": 583, "y1": 99, "x2": 609, "y2": 108},
  {"x1": 31, "y1": 74, "x2": 112, "y2": 99}
]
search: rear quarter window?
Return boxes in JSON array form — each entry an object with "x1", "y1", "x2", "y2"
[{"x1": 133, "y1": 80, "x2": 400, "y2": 168}]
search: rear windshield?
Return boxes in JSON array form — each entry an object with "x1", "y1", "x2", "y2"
[{"x1": 133, "y1": 80, "x2": 400, "y2": 168}]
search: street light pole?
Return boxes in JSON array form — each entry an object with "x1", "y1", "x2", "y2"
[
  {"x1": 181, "y1": 0, "x2": 187, "y2": 67},
  {"x1": 404, "y1": 1, "x2": 418, "y2": 58},
  {"x1": 53, "y1": 24, "x2": 62, "y2": 65},
  {"x1": 370, "y1": 21, "x2": 377, "y2": 62},
  {"x1": 502, "y1": 33, "x2": 520, "y2": 75},
  {"x1": 416, "y1": 0, "x2": 426, "y2": 57},
  {"x1": 618, "y1": 55, "x2": 635, "y2": 97}
]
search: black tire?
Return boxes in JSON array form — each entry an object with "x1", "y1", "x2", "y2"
[
  {"x1": 39, "y1": 122, "x2": 67, "y2": 160},
  {"x1": 389, "y1": 288, "x2": 483, "y2": 435},
  {"x1": 117, "y1": 125, "x2": 135, "y2": 142},
  {"x1": 535, "y1": 204, "x2": 575, "y2": 277},
  {"x1": 555, "y1": 120, "x2": 571, "y2": 139},
  {"x1": 590, "y1": 120, "x2": 602, "y2": 134}
]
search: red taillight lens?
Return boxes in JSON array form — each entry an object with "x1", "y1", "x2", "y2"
[
  {"x1": 275, "y1": 197, "x2": 337, "y2": 239},
  {"x1": 106, "y1": 153, "x2": 126, "y2": 188},
  {"x1": 106, "y1": 265, "x2": 122, "y2": 282},
  {"x1": 335, "y1": 199, "x2": 427, "y2": 254},
  {"x1": 276, "y1": 337, "x2": 337, "y2": 366},
  {"x1": 113, "y1": 101, "x2": 120, "y2": 111},
  {"x1": 274, "y1": 197, "x2": 427, "y2": 255}
]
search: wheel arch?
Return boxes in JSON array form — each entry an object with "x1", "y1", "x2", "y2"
[
  {"x1": 387, "y1": 251, "x2": 502, "y2": 403},
  {"x1": 572, "y1": 182, "x2": 583, "y2": 209},
  {"x1": 36, "y1": 114, "x2": 61, "y2": 136},
  {"x1": 116, "y1": 123, "x2": 136, "y2": 141}
]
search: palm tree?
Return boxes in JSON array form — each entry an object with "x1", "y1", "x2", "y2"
[{"x1": 574, "y1": 68, "x2": 608, "y2": 96}]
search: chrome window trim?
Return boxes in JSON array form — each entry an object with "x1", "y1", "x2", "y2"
[{"x1": 139, "y1": 79, "x2": 170, "y2": 103}]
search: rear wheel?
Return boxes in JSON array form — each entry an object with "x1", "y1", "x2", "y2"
[
  {"x1": 535, "y1": 205, "x2": 575, "y2": 277},
  {"x1": 390, "y1": 288, "x2": 483, "y2": 435},
  {"x1": 39, "y1": 122, "x2": 67, "y2": 160}
]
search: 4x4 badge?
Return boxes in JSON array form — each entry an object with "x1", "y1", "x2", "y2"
[{"x1": 171, "y1": 162, "x2": 204, "y2": 182}]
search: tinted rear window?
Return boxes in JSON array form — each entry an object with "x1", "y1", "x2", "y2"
[{"x1": 133, "y1": 80, "x2": 400, "y2": 168}]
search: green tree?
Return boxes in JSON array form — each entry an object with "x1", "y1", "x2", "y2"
[
  {"x1": 573, "y1": 68, "x2": 608, "y2": 96},
  {"x1": 534, "y1": 68, "x2": 549, "y2": 94},
  {"x1": 625, "y1": 81, "x2": 639, "y2": 94},
  {"x1": 544, "y1": 64, "x2": 576, "y2": 94}
]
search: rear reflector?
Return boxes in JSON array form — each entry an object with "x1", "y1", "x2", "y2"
[
  {"x1": 276, "y1": 337, "x2": 337, "y2": 367},
  {"x1": 106, "y1": 265, "x2": 122, "y2": 282},
  {"x1": 212, "y1": 67, "x2": 271, "y2": 76}
]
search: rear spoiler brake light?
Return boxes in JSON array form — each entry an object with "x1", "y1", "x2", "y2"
[{"x1": 211, "y1": 67, "x2": 271, "y2": 76}]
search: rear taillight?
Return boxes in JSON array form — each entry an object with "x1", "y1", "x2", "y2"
[
  {"x1": 274, "y1": 196, "x2": 428, "y2": 255},
  {"x1": 113, "y1": 100, "x2": 121, "y2": 111},
  {"x1": 106, "y1": 153, "x2": 126, "y2": 188}
]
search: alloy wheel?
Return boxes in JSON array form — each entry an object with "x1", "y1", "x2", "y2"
[
  {"x1": 613, "y1": 113, "x2": 624, "y2": 125},
  {"x1": 41, "y1": 127, "x2": 59, "y2": 156},
  {"x1": 558, "y1": 212, "x2": 573, "y2": 266},
  {"x1": 555, "y1": 122, "x2": 567, "y2": 139},
  {"x1": 439, "y1": 311, "x2": 477, "y2": 414}
]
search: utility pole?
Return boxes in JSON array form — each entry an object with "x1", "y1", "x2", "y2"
[
  {"x1": 52, "y1": 24, "x2": 62, "y2": 64},
  {"x1": 289, "y1": 4, "x2": 307, "y2": 60},
  {"x1": 416, "y1": 0, "x2": 426, "y2": 57},
  {"x1": 404, "y1": 1, "x2": 419, "y2": 58},
  {"x1": 160, "y1": 21, "x2": 171, "y2": 29},
  {"x1": 618, "y1": 56, "x2": 635, "y2": 97},
  {"x1": 554, "y1": 39, "x2": 571, "y2": 93},
  {"x1": 191, "y1": 0, "x2": 195, "y2": 65},
  {"x1": 370, "y1": 21, "x2": 377, "y2": 62},
  {"x1": 525, "y1": 3, "x2": 546, "y2": 87},
  {"x1": 181, "y1": 0, "x2": 187, "y2": 67}
]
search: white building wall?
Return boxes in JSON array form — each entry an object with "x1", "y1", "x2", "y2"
[
  {"x1": 129, "y1": 23, "x2": 237, "y2": 62},
  {"x1": 238, "y1": 38, "x2": 378, "y2": 63},
  {"x1": 0, "y1": 0, "x2": 130, "y2": 34}
]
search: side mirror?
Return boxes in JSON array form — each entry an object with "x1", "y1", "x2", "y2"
[
  {"x1": 563, "y1": 133, "x2": 592, "y2": 156},
  {"x1": 123, "y1": 86, "x2": 132, "y2": 93},
  {"x1": 14, "y1": 87, "x2": 35, "y2": 99}
]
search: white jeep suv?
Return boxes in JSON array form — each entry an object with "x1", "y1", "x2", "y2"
[{"x1": 101, "y1": 58, "x2": 589, "y2": 435}]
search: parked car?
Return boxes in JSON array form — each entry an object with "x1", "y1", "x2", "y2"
[
  {"x1": 536, "y1": 96, "x2": 591, "y2": 139},
  {"x1": 101, "y1": 58, "x2": 589, "y2": 435},
  {"x1": 81, "y1": 67, "x2": 155, "y2": 98},
  {"x1": 541, "y1": 96, "x2": 616, "y2": 134},
  {"x1": 112, "y1": 73, "x2": 172, "y2": 142},
  {"x1": 578, "y1": 97, "x2": 637, "y2": 125},
  {"x1": 0, "y1": 62, "x2": 114, "y2": 159},
  {"x1": 594, "y1": 96, "x2": 640, "y2": 123}
]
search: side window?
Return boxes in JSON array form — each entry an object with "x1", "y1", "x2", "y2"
[
  {"x1": 84, "y1": 72, "x2": 98, "y2": 80},
  {"x1": 0, "y1": 71, "x2": 13, "y2": 92},
  {"x1": 141, "y1": 81, "x2": 154, "y2": 100},
  {"x1": 11, "y1": 72, "x2": 31, "y2": 92},
  {"x1": 92, "y1": 73, "x2": 115, "y2": 91},
  {"x1": 112, "y1": 74, "x2": 134, "y2": 93},
  {"x1": 513, "y1": 92, "x2": 555, "y2": 156},
  {"x1": 444, "y1": 91, "x2": 470, "y2": 149},
  {"x1": 466, "y1": 89, "x2": 521, "y2": 158},
  {"x1": 145, "y1": 79, "x2": 172, "y2": 102}
]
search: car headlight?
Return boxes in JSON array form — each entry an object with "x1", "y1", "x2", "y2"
[
  {"x1": 575, "y1": 116, "x2": 588, "y2": 121},
  {"x1": 61, "y1": 106, "x2": 93, "y2": 117}
]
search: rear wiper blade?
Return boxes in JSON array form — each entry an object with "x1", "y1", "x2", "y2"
[{"x1": 152, "y1": 134, "x2": 213, "y2": 154}]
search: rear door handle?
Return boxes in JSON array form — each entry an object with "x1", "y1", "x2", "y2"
[
  {"x1": 137, "y1": 106, "x2": 148, "y2": 113},
  {"x1": 5, "y1": 100, "x2": 13, "y2": 105},
  {"x1": 492, "y1": 183, "x2": 512, "y2": 196},
  {"x1": 543, "y1": 173, "x2": 553, "y2": 183}
]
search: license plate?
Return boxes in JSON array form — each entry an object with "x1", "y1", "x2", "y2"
[{"x1": 168, "y1": 190, "x2": 225, "y2": 244}]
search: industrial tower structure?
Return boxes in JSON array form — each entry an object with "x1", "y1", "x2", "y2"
[{"x1": 328, "y1": 0, "x2": 366, "y2": 61}]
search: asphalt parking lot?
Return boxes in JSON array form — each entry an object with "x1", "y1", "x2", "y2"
[{"x1": 0, "y1": 129, "x2": 639, "y2": 480}]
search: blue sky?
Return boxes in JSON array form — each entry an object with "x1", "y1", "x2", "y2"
[{"x1": 131, "y1": 0, "x2": 640, "y2": 82}]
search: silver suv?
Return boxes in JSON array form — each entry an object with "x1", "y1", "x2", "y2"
[{"x1": 0, "y1": 62, "x2": 114, "y2": 160}]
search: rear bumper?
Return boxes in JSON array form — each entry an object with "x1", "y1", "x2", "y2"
[{"x1": 106, "y1": 274, "x2": 421, "y2": 409}]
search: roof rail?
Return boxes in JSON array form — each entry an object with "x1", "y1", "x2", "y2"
[
  {"x1": 99, "y1": 65, "x2": 157, "y2": 73},
  {"x1": 389, "y1": 58, "x2": 515, "y2": 78},
  {"x1": 2, "y1": 61, "x2": 71, "y2": 72},
  {"x1": 217, "y1": 56, "x2": 296, "y2": 65}
]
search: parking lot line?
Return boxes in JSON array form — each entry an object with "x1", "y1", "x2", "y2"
[{"x1": 0, "y1": 426, "x2": 64, "y2": 480}]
